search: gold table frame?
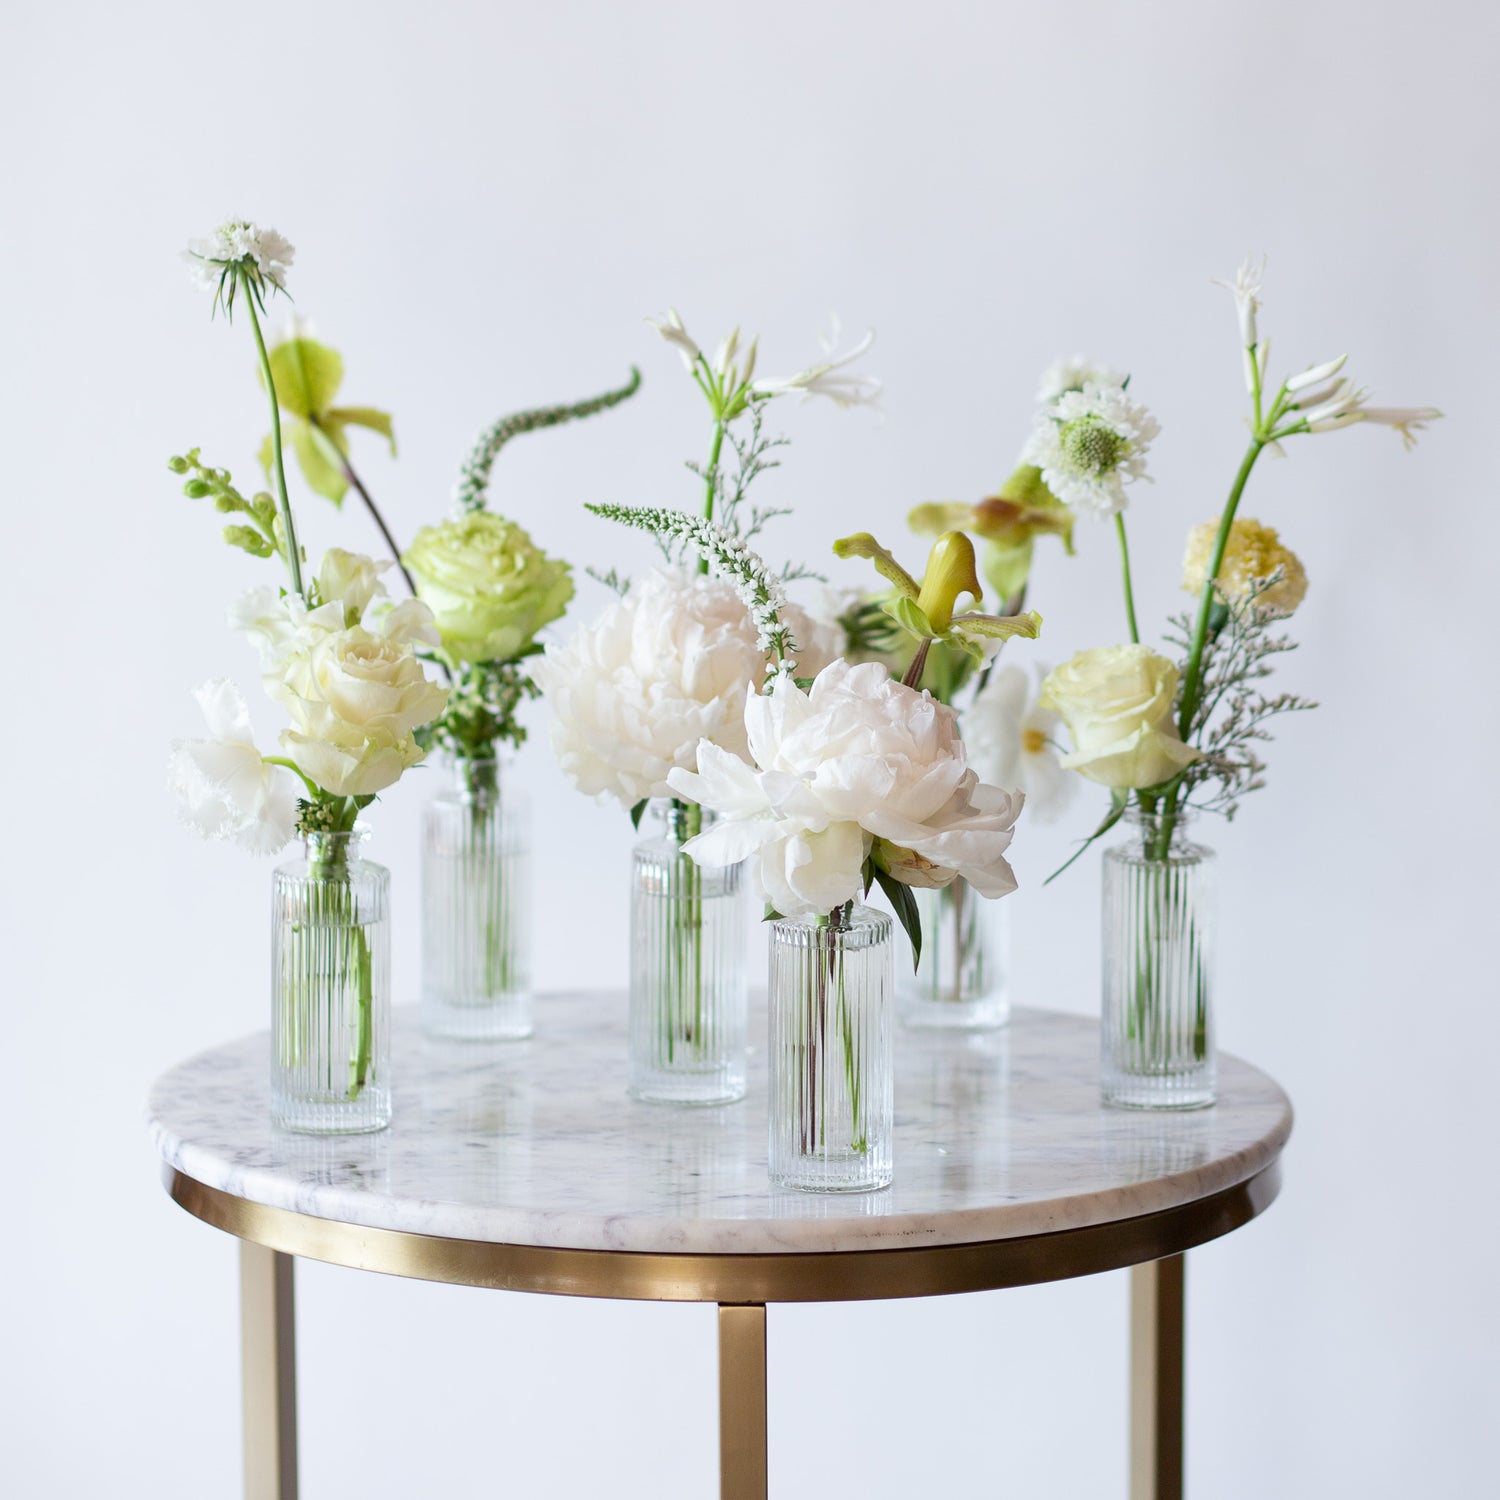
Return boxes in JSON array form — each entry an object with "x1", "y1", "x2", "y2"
[{"x1": 166, "y1": 1155, "x2": 1282, "y2": 1500}]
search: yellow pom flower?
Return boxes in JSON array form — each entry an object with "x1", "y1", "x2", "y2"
[{"x1": 1181, "y1": 518, "x2": 1308, "y2": 614}]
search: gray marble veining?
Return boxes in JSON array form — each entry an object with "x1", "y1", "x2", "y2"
[{"x1": 146, "y1": 997, "x2": 1291, "y2": 1255}]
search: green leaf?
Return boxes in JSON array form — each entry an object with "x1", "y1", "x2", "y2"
[
  {"x1": 885, "y1": 594, "x2": 936, "y2": 640},
  {"x1": 265, "y1": 337, "x2": 344, "y2": 420},
  {"x1": 629, "y1": 799, "x2": 649, "y2": 831},
  {"x1": 1045, "y1": 789, "x2": 1130, "y2": 885},
  {"x1": 762, "y1": 904, "x2": 785, "y2": 923},
  {"x1": 981, "y1": 537, "x2": 1035, "y2": 601},
  {"x1": 872, "y1": 865, "x2": 923, "y2": 971},
  {"x1": 328, "y1": 406, "x2": 397, "y2": 456}
]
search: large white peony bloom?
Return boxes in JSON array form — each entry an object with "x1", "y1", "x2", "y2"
[
  {"x1": 666, "y1": 659, "x2": 1024, "y2": 917},
  {"x1": 168, "y1": 679, "x2": 299, "y2": 854},
  {"x1": 962, "y1": 664, "x2": 1076, "y2": 824},
  {"x1": 535, "y1": 566, "x2": 765, "y2": 806}
]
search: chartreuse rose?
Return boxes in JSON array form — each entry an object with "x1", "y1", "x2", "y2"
[{"x1": 403, "y1": 512, "x2": 573, "y2": 666}]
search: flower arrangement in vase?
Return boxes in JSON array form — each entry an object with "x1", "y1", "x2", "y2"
[
  {"x1": 168, "y1": 221, "x2": 450, "y2": 1133},
  {"x1": 1037, "y1": 259, "x2": 1439, "y2": 1108}
]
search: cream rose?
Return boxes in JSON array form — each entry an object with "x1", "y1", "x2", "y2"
[
  {"x1": 274, "y1": 627, "x2": 449, "y2": 796},
  {"x1": 403, "y1": 512, "x2": 573, "y2": 665},
  {"x1": 1040, "y1": 646, "x2": 1200, "y2": 790}
]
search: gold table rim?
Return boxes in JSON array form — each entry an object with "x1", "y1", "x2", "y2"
[{"x1": 165, "y1": 1158, "x2": 1283, "y2": 1304}]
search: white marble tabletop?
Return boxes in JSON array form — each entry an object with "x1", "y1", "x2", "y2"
[{"x1": 147, "y1": 996, "x2": 1291, "y2": 1256}]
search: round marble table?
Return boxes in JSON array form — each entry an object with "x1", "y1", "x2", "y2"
[{"x1": 149, "y1": 996, "x2": 1292, "y2": 1500}]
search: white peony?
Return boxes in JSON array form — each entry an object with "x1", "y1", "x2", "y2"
[
  {"x1": 666, "y1": 659, "x2": 1023, "y2": 917},
  {"x1": 168, "y1": 680, "x2": 299, "y2": 854},
  {"x1": 536, "y1": 566, "x2": 765, "y2": 806},
  {"x1": 962, "y1": 664, "x2": 1076, "y2": 823}
]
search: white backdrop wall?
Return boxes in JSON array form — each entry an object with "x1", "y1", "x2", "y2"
[{"x1": 4, "y1": 1, "x2": 1497, "y2": 1495}]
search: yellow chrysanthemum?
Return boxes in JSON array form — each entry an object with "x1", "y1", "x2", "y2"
[{"x1": 1181, "y1": 518, "x2": 1308, "y2": 614}]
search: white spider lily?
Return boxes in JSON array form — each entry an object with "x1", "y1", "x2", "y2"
[
  {"x1": 1358, "y1": 406, "x2": 1443, "y2": 449},
  {"x1": 1215, "y1": 257, "x2": 1265, "y2": 348},
  {"x1": 646, "y1": 308, "x2": 700, "y2": 370},
  {"x1": 754, "y1": 327, "x2": 881, "y2": 408}
]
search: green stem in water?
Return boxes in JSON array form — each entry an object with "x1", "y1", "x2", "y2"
[
  {"x1": 1114, "y1": 512, "x2": 1140, "y2": 645},
  {"x1": 240, "y1": 268, "x2": 304, "y2": 599}
]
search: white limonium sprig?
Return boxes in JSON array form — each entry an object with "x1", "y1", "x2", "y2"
[
  {"x1": 183, "y1": 218, "x2": 305, "y2": 599},
  {"x1": 584, "y1": 502, "x2": 799, "y2": 672}
]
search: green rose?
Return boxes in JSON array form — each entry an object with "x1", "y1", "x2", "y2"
[{"x1": 403, "y1": 513, "x2": 573, "y2": 665}]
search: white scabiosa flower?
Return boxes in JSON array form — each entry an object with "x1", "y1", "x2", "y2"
[
  {"x1": 961, "y1": 665, "x2": 1076, "y2": 823},
  {"x1": 754, "y1": 324, "x2": 881, "y2": 408},
  {"x1": 535, "y1": 566, "x2": 767, "y2": 807},
  {"x1": 184, "y1": 219, "x2": 295, "y2": 296},
  {"x1": 168, "y1": 680, "x2": 299, "y2": 854},
  {"x1": 1035, "y1": 356, "x2": 1126, "y2": 405},
  {"x1": 667, "y1": 660, "x2": 1023, "y2": 916},
  {"x1": 1022, "y1": 381, "x2": 1159, "y2": 520}
]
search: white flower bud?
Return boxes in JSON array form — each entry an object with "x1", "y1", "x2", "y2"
[{"x1": 1286, "y1": 353, "x2": 1349, "y2": 393}]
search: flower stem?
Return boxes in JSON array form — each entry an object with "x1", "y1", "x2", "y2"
[
  {"x1": 1114, "y1": 513, "x2": 1140, "y2": 645},
  {"x1": 240, "y1": 269, "x2": 304, "y2": 599},
  {"x1": 698, "y1": 420, "x2": 726, "y2": 575},
  {"x1": 310, "y1": 416, "x2": 420, "y2": 598}
]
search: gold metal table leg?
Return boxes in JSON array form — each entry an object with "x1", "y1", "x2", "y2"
[
  {"x1": 1130, "y1": 1254, "x2": 1185, "y2": 1500},
  {"x1": 718, "y1": 1303, "x2": 768, "y2": 1500},
  {"x1": 240, "y1": 1243, "x2": 299, "y2": 1500}
]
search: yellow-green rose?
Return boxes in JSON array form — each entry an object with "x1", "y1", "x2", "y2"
[
  {"x1": 1040, "y1": 646, "x2": 1201, "y2": 790},
  {"x1": 403, "y1": 513, "x2": 573, "y2": 665}
]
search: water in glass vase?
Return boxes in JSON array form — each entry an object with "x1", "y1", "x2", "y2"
[
  {"x1": 272, "y1": 827, "x2": 392, "y2": 1134},
  {"x1": 628, "y1": 801, "x2": 747, "y2": 1104},
  {"x1": 898, "y1": 877, "x2": 1009, "y2": 1030},
  {"x1": 421, "y1": 755, "x2": 531, "y2": 1040},
  {"x1": 768, "y1": 905, "x2": 894, "y2": 1192},
  {"x1": 1101, "y1": 809, "x2": 1216, "y2": 1109}
]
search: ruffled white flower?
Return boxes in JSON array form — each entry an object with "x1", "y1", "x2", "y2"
[
  {"x1": 168, "y1": 680, "x2": 299, "y2": 854},
  {"x1": 184, "y1": 219, "x2": 295, "y2": 294},
  {"x1": 535, "y1": 566, "x2": 767, "y2": 806},
  {"x1": 1022, "y1": 381, "x2": 1159, "y2": 519},
  {"x1": 753, "y1": 323, "x2": 881, "y2": 408},
  {"x1": 961, "y1": 665, "x2": 1076, "y2": 823},
  {"x1": 645, "y1": 308, "x2": 701, "y2": 370},
  {"x1": 1035, "y1": 356, "x2": 1126, "y2": 405},
  {"x1": 666, "y1": 660, "x2": 1023, "y2": 917}
]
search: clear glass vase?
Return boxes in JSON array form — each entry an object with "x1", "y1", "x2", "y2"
[
  {"x1": 1101, "y1": 808, "x2": 1216, "y2": 1110},
  {"x1": 898, "y1": 877, "x2": 1009, "y2": 1030},
  {"x1": 272, "y1": 827, "x2": 392, "y2": 1134},
  {"x1": 421, "y1": 755, "x2": 531, "y2": 1040},
  {"x1": 628, "y1": 800, "x2": 748, "y2": 1105},
  {"x1": 769, "y1": 904, "x2": 894, "y2": 1192}
]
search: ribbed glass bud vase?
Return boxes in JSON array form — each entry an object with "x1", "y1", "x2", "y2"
[
  {"x1": 898, "y1": 878, "x2": 1009, "y2": 1030},
  {"x1": 628, "y1": 800, "x2": 747, "y2": 1104},
  {"x1": 769, "y1": 904, "x2": 894, "y2": 1192},
  {"x1": 272, "y1": 827, "x2": 391, "y2": 1134},
  {"x1": 1101, "y1": 809, "x2": 1216, "y2": 1109},
  {"x1": 421, "y1": 755, "x2": 531, "y2": 1040}
]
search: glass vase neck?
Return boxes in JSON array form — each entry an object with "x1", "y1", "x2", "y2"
[
  {"x1": 1123, "y1": 804, "x2": 1196, "y2": 854},
  {"x1": 303, "y1": 826, "x2": 370, "y2": 868},
  {"x1": 451, "y1": 754, "x2": 501, "y2": 802},
  {"x1": 654, "y1": 798, "x2": 714, "y2": 844}
]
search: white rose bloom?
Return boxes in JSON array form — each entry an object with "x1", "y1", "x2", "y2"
[
  {"x1": 536, "y1": 566, "x2": 764, "y2": 806},
  {"x1": 275, "y1": 627, "x2": 449, "y2": 797},
  {"x1": 962, "y1": 664, "x2": 1076, "y2": 823},
  {"x1": 316, "y1": 548, "x2": 391, "y2": 624},
  {"x1": 1040, "y1": 646, "x2": 1201, "y2": 790},
  {"x1": 168, "y1": 679, "x2": 298, "y2": 854},
  {"x1": 667, "y1": 660, "x2": 1023, "y2": 917}
]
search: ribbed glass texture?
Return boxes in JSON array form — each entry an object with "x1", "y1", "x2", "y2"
[
  {"x1": 1101, "y1": 811, "x2": 1216, "y2": 1110},
  {"x1": 421, "y1": 756, "x2": 531, "y2": 1040},
  {"x1": 271, "y1": 829, "x2": 392, "y2": 1134},
  {"x1": 898, "y1": 878, "x2": 1009, "y2": 1030},
  {"x1": 769, "y1": 905, "x2": 894, "y2": 1192},
  {"x1": 629, "y1": 802, "x2": 747, "y2": 1104}
]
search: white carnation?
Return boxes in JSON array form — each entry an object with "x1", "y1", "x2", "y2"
[
  {"x1": 168, "y1": 680, "x2": 298, "y2": 854},
  {"x1": 667, "y1": 659, "x2": 1023, "y2": 917},
  {"x1": 536, "y1": 566, "x2": 765, "y2": 807}
]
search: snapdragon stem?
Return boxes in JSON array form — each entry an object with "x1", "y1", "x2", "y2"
[
  {"x1": 310, "y1": 416, "x2": 420, "y2": 599},
  {"x1": 698, "y1": 419, "x2": 725, "y2": 575},
  {"x1": 241, "y1": 269, "x2": 304, "y2": 599},
  {"x1": 1114, "y1": 514, "x2": 1141, "y2": 645}
]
